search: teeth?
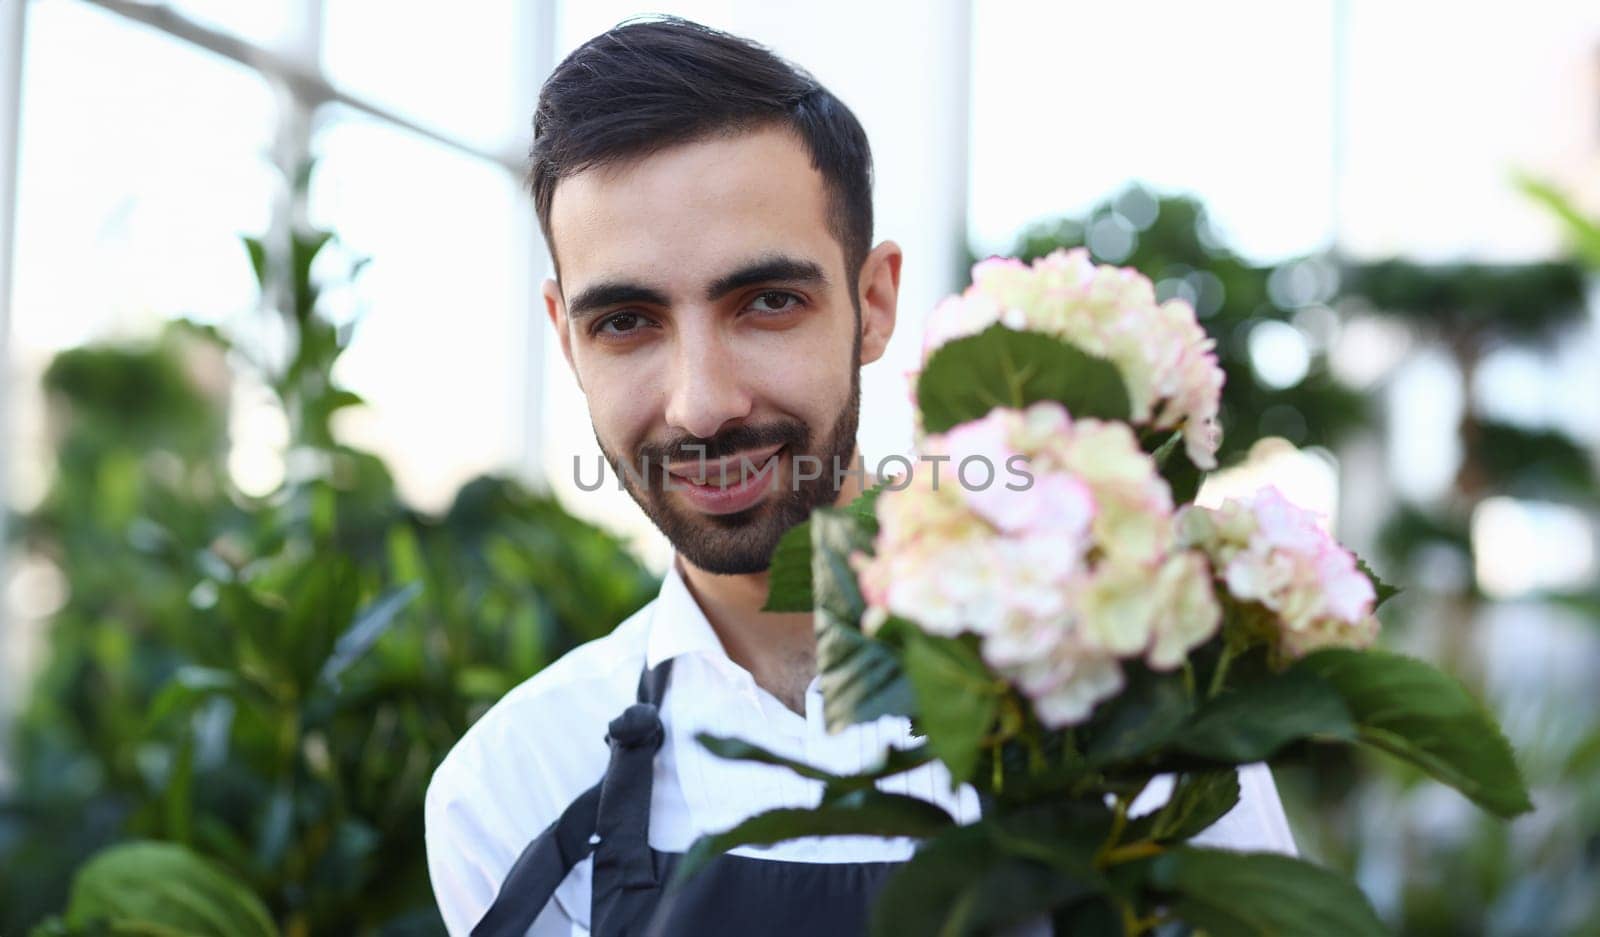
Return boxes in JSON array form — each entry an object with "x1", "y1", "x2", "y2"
[{"x1": 675, "y1": 452, "x2": 775, "y2": 489}]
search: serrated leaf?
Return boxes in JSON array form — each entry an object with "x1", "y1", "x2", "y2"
[
  {"x1": 1176, "y1": 668, "x2": 1355, "y2": 763},
  {"x1": 984, "y1": 798, "x2": 1115, "y2": 879},
  {"x1": 1353, "y1": 554, "x2": 1401, "y2": 609},
  {"x1": 696, "y1": 733, "x2": 934, "y2": 791},
  {"x1": 1082, "y1": 666, "x2": 1193, "y2": 766},
  {"x1": 761, "y1": 519, "x2": 816, "y2": 612},
  {"x1": 1148, "y1": 847, "x2": 1387, "y2": 936},
  {"x1": 901, "y1": 634, "x2": 1001, "y2": 787},
  {"x1": 871, "y1": 822, "x2": 1097, "y2": 937},
  {"x1": 811, "y1": 508, "x2": 915, "y2": 730},
  {"x1": 668, "y1": 789, "x2": 954, "y2": 887},
  {"x1": 762, "y1": 483, "x2": 887, "y2": 613},
  {"x1": 1142, "y1": 770, "x2": 1241, "y2": 843},
  {"x1": 917, "y1": 325, "x2": 1133, "y2": 433},
  {"x1": 816, "y1": 619, "x2": 917, "y2": 733},
  {"x1": 1298, "y1": 649, "x2": 1532, "y2": 817}
]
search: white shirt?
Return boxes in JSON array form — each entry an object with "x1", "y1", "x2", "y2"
[{"x1": 424, "y1": 558, "x2": 1298, "y2": 937}]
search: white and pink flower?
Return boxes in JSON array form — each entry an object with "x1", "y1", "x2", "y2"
[
  {"x1": 918, "y1": 248, "x2": 1226, "y2": 469},
  {"x1": 1176, "y1": 486, "x2": 1380, "y2": 657},
  {"x1": 854, "y1": 402, "x2": 1222, "y2": 727}
]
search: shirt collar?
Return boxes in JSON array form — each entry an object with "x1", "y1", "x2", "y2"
[{"x1": 645, "y1": 555, "x2": 730, "y2": 668}]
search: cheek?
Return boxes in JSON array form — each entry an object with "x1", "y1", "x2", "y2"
[
  {"x1": 742, "y1": 321, "x2": 854, "y2": 424},
  {"x1": 579, "y1": 356, "x2": 663, "y2": 452}
]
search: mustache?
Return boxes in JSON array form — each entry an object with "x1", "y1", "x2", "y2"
[{"x1": 635, "y1": 422, "x2": 808, "y2": 467}]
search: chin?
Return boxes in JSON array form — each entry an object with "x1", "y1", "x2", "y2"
[{"x1": 657, "y1": 500, "x2": 791, "y2": 574}]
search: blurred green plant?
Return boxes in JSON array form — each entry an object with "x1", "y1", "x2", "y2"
[
  {"x1": 1303, "y1": 185, "x2": 1598, "y2": 937},
  {"x1": 1516, "y1": 174, "x2": 1600, "y2": 270},
  {"x1": 2, "y1": 204, "x2": 657, "y2": 935}
]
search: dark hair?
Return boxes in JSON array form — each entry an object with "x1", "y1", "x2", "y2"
[{"x1": 528, "y1": 16, "x2": 874, "y2": 294}]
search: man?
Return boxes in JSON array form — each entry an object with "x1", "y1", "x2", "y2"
[{"x1": 425, "y1": 17, "x2": 1297, "y2": 937}]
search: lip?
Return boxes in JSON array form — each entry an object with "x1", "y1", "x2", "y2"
[{"x1": 666, "y1": 445, "x2": 783, "y2": 515}]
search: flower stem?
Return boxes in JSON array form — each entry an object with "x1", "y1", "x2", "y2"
[
  {"x1": 1207, "y1": 643, "x2": 1237, "y2": 698},
  {"x1": 1102, "y1": 841, "x2": 1165, "y2": 865}
]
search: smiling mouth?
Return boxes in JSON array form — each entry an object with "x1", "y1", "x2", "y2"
[{"x1": 665, "y1": 445, "x2": 784, "y2": 489}]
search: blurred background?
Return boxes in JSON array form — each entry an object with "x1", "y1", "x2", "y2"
[{"x1": 1, "y1": 0, "x2": 1597, "y2": 934}]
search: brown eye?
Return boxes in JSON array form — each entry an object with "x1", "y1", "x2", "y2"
[
  {"x1": 749, "y1": 291, "x2": 802, "y2": 314},
  {"x1": 597, "y1": 311, "x2": 645, "y2": 336}
]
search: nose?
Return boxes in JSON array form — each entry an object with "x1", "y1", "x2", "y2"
[{"x1": 662, "y1": 317, "x2": 753, "y2": 440}]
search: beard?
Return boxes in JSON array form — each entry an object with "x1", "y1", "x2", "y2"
[{"x1": 598, "y1": 363, "x2": 861, "y2": 576}]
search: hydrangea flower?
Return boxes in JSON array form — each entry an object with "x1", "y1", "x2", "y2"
[
  {"x1": 854, "y1": 402, "x2": 1221, "y2": 727},
  {"x1": 1176, "y1": 486, "x2": 1380, "y2": 658},
  {"x1": 920, "y1": 248, "x2": 1226, "y2": 469}
]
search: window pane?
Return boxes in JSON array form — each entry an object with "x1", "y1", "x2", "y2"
[
  {"x1": 165, "y1": 0, "x2": 297, "y2": 47},
  {"x1": 969, "y1": 0, "x2": 1336, "y2": 264},
  {"x1": 11, "y1": 0, "x2": 277, "y2": 499},
  {"x1": 308, "y1": 107, "x2": 530, "y2": 512},
  {"x1": 321, "y1": 0, "x2": 532, "y2": 153}
]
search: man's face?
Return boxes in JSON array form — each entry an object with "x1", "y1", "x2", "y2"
[{"x1": 544, "y1": 126, "x2": 890, "y2": 575}]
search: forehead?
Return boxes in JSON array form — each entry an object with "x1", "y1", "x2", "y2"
[{"x1": 548, "y1": 125, "x2": 841, "y2": 292}]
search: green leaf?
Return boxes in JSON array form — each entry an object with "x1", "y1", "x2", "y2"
[
  {"x1": 844, "y1": 482, "x2": 889, "y2": 527},
  {"x1": 761, "y1": 518, "x2": 817, "y2": 612},
  {"x1": 1147, "y1": 847, "x2": 1388, "y2": 936},
  {"x1": 816, "y1": 619, "x2": 914, "y2": 733},
  {"x1": 1137, "y1": 770, "x2": 1241, "y2": 843},
  {"x1": 983, "y1": 799, "x2": 1114, "y2": 879},
  {"x1": 1048, "y1": 895, "x2": 1124, "y2": 937},
  {"x1": 762, "y1": 483, "x2": 887, "y2": 613},
  {"x1": 164, "y1": 730, "x2": 196, "y2": 847},
  {"x1": 1176, "y1": 668, "x2": 1355, "y2": 763},
  {"x1": 1353, "y1": 554, "x2": 1401, "y2": 609},
  {"x1": 811, "y1": 508, "x2": 915, "y2": 730},
  {"x1": 1515, "y1": 173, "x2": 1600, "y2": 269},
  {"x1": 870, "y1": 821, "x2": 1102, "y2": 937},
  {"x1": 290, "y1": 230, "x2": 333, "y2": 323},
  {"x1": 24, "y1": 917, "x2": 74, "y2": 937},
  {"x1": 241, "y1": 236, "x2": 269, "y2": 289},
  {"x1": 144, "y1": 667, "x2": 245, "y2": 728},
  {"x1": 1298, "y1": 649, "x2": 1532, "y2": 817},
  {"x1": 455, "y1": 666, "x2": 514, "y2": 699},
  {"x1": 669, "y1": 789, "x2": 954, "y2": 887},
  {"x1": 695, "y1": 733, "x2": 934, "y2": 791},
  {"x1": 917, "y1": 325, "x2": 1132, "y2": 433},
  {"x1": 1149, "y1": 430, "x2": 1206, "y2": 505},
  {"x1": 869, "y1": 824, "x2": 996, "y2": 937},
  {"x1": 900, "y1": 634, "x2": 1001, "y2": 786},
  {"x1": 64, "y1": 841, "x2": 279, "y2": 937},
  {"x1": 1147, "y1": 429, "x2": 1204, "y2": 502},
  {"x1": 317, "y1": 580, "x2": 423, "y2": 691},
  {"x1": 1082, "y1": 666, "x2": 1193, "y2": 766}
]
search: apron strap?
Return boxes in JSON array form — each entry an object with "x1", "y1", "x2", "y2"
[
  {"x1": 470, "y1": 658, "x2": 675, "y2": 937},
  {"x1": 591, "y1": 658, "x2": 674, "y2": 935},
  {"x1": 470, "y1": 783, "x2": 601, "y2": 937}
]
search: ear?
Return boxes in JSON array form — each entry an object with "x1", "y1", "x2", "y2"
[
  {"x1": 543, "y1": 277, "x2": 582, "y2": 392},
  {"x1": 857, "y1": 240, "x2": 902, "y2": 366}
]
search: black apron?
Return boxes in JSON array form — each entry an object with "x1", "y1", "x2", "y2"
[{"x1": 470, "y1": 656, "x2": 904, "y2": 937}]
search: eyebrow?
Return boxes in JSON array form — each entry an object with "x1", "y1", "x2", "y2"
[{"x1": 564, "y1": 254, "x2": 828, "y2": 323}]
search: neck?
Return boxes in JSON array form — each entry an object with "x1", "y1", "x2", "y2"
[{"x1": 676, "y1": 449, "x2": 873, "y2": 716}]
